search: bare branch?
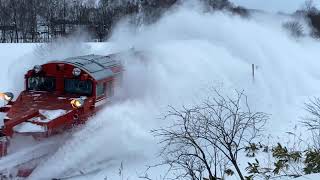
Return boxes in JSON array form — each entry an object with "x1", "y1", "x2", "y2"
[{"x1": 151, "y1": 89, "x2": 268, "y2": 180}]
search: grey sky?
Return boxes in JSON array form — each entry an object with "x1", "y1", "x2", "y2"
[{"x1": 230, "y1": 0, "x2": 320, "y2": 13}]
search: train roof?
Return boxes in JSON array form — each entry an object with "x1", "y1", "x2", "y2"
[{"x1": 55, "y1": 54, "x2": 121, "y2": 81}]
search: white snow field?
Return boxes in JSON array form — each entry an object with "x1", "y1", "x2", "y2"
[
  {"x1": 1, "y1": 2, "x2": 320, "y2": 180},
  {"x1": 295, "y1": 174, "x2": 320, "y2": 180}
]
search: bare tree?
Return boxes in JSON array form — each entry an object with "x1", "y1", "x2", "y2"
[
  {"x1": 283, "y1": 21, "x2": 304, "y2": 38},
  {"x1": 152, "y1": 90, "x2": 268, "y2": 180},
  {"x1": 152, "y1": 115, "x2": 226, "y2": 180},
  {"x1": 303, "y1": 0, "x2": 318, "y2": 14}
]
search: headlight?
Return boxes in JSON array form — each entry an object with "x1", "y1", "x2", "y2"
[
  {"x1": 34, "y1": 65, "x2": 42, "y2": 73},
  {"x1": 71, "y1": 98, "x2": 84, "y2": 109},
  {"x1": 0, "y1": 92, "x2": 14, "y2": 102},
  {"x1": 72, "y1": 68, "x2": 81, "y2": 76}
]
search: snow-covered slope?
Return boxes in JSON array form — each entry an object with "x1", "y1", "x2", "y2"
[{"x1": 0, "y1": 1, "x2": 320, "y2": 180}]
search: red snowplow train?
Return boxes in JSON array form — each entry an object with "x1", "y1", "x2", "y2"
[{"x1": 0, "y1": 54, "x2": 122, "y2": 177}]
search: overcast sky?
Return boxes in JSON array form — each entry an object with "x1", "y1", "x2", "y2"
[{"x1": 230, "y1": 0, "x2": 320, "y2": 13}]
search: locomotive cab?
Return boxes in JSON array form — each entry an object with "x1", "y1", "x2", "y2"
[
  {"x1": 0, "y1": 54, "x2": 122, "y2": 147},
  {"x1": 0, "y1": 54, "x2": 122, "y2": 178}
]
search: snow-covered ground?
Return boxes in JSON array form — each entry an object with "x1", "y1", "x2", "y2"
[
  {"x1": 1, "y1": 1, "x2": 320, "y2": 180},
  {"x1": 295, "y1": 174, "x2": 320, "y2": 180}
]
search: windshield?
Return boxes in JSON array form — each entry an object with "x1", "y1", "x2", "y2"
[
  {"x1": 64, "y1": 79, "x2": 92, "y2": 95},
  {"x1": 27, "y1": 77, "x2": 56, "y2": 91}
]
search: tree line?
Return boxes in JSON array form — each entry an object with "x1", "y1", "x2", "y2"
[
  {"x1": 293, "y1": 0, "x2": 320, "y2": 38},
  {"x1": 0, "y1": 0, "x2": 246, "y2": 43},
  {"x1": 0, "y1": 0, "x2": 176, "y2": 43},
  {"x1": 1, "y1": 0, "x2": 320, "y2": 43}
]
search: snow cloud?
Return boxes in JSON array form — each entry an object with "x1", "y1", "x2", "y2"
[{"x1": 21, "y1": 1, "x2": 320, "y2": 179}]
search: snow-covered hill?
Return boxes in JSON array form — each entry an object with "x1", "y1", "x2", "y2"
[{"x1": 1, "y1": 1, "x2": 320, "y2": 180}]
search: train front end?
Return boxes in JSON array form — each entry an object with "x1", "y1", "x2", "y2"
[{"x1": 0, "y1": 54, "x2": 122, "y2": 177}]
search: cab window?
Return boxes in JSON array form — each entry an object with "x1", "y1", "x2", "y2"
[
  {"x1": 28, "y1": 76, "x2": 56, "y2": 91},
  {"x1": 107, "y1": 81, "x2": 114, "y2": 97},
  {"x1": 96, "y1": 82, "x2": 105, "y2": 98},
  {"x1": 64, "y1": 79, "x2": 92, "y2": 95}
]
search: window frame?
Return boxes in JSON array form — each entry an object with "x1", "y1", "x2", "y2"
[
  {"x1": 106, "y1": 81, "x2": 114, "y2": 97},
  {"x1": 27, "y1": 76, "x2": 56, "y2": 92},
  {"x1": 64, "y1": 78, "x2": 93, "y2": 96},
  {"x1": 96, "y1": 82, "x2": 106, "y2": 99}
]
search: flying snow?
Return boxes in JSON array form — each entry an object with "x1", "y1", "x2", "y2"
[{"x1": 0, "y1": 1, "x2": 320, "y2": 179}]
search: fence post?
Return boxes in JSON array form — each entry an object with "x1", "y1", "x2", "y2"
[{"x1": 252, "y1": 64, "x2": 255, "y2": 82}]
